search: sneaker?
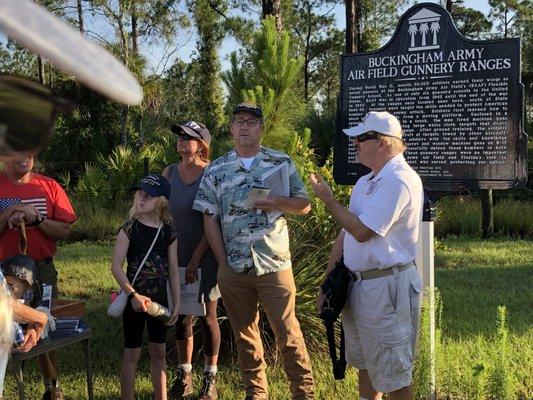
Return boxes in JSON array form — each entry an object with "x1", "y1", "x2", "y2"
[
  {"x1": 42, "y1": 386, "x2": 64, "y2": 400},
  {"x1": 198, "y1": 372, "x2": 217, "y2": 400},
  {"x1": 169, "y1": 368, "x2": 193, "y2": 399}
]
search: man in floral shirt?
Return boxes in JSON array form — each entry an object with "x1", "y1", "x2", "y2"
[{"x1": 194, "y1": 103, "x2": 314, "y2": 400}]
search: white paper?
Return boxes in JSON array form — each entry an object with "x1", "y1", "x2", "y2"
[
  {"x1": 245, "y1": 186, "x2": 271, "y2": 208},
  {"x1": 176, "y1": 268, "x2": 206, "y2": 316},
  {"x1": 40, "y1": 284, "x2": 52, "y2": 310},
  {"x1": 261, "y1": 164, "x2": 290, "y2": 221},
  {"x1": 262, "y1": 164, "x2": 290, "y2": 197}
]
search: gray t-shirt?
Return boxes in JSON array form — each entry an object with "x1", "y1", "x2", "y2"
[{"x1": 167, "y1": 164, "x2": 219, "y2": 300}]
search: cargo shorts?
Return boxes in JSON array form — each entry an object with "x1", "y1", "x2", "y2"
[{"x1": 341, "y1": 265, "x2": 422, "y2": 393}]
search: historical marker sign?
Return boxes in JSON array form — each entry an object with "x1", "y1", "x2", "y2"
[{"x1": 335, "y1": 3, "x2": 527, "y2": 191}]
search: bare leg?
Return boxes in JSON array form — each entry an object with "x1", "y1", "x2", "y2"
[
  {"x1": 202, "y1": 300, "x2": 220, "y2": 368},
  {"x1": 358, "y1": 369, "x2": 382, "y2": 400},
  {"x1": 149, "y1": 342, "x2": 168, "y2": 400},
  {"x1": 121, "y1": 348, "x2": 141, "y2": 400},
  {"x1": 37, "y1": 351, "x2": 58, "y2": 382},
  {"x1": 389, "y1": 385, "x2": 413, "y2": 400},
  {"x1": 176, "y1": 337, "x2": 194, "y2": 364}
]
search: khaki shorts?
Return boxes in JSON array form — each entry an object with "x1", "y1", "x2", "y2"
[{"x1": 342, "y1": 265, "x2": 422, "y2": 393}]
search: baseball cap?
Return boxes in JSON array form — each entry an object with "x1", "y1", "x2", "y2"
[
  {"x1": 171, "y1": 121, "x2": 211, "y2": 145},
  {"x1": 132, "y1": 174, "x2": 171, "y2": 199},
  {"x1": 343, "y1": 111, "x2": 402, "y2": 139},
  {"x1": 232, "y1": 102, "x2": 263, "y2": 118}
]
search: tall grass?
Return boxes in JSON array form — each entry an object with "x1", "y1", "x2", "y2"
[
  {"x1": 3, "y1": 238, "x2": 532, "y2": 399},
  {"x1": 435, "y1": 197, "x2": 533, "y2": 238}
]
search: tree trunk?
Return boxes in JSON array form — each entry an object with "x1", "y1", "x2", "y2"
[
  {"x1": 481, "y1": 189, "x2": 494, "y2": 238},
  {"x1": 37, "y1": 56, "x2": 45, "y2": 85},
  {"x1": 262, "y1": 0, "x2": 282, "y2": 32},
  {"x1": 446, "y1": 0, "x2": 453, "y2": 12},
  {"x1": 345, "y1": 0, "x2": 360, "y2": 53},
  {"x1": 77, "y1": 0, "x2": 84, "y2": 33},
  {"x1": 131, "y1": 1, "x2": 139, "y2": 55},
  {"x1": 120, "y1": 105, "x2": 129, "y2": 146}
]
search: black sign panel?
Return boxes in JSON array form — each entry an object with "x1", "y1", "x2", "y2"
[{"x1": 335, "y1": 3, "x2": 527, "y2": 190}]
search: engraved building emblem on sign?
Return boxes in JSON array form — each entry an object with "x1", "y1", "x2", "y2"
[{"x1": 408, "y1": 8, "x2": 441, "y2": 52}]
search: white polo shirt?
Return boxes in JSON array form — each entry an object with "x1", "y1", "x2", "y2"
[{"x1": 343, "y1": 154, "x2": 423, "y2": 272}]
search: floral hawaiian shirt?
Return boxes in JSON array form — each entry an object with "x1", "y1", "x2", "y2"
[{"x1": 193, "y1": 146, "x2": 308, "y2": 276}]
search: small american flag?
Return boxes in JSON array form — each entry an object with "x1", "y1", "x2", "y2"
[{"x1": 0, "y1": 197, "x2": 48, "y2": 217}]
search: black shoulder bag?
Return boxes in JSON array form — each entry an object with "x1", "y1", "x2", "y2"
[{"x1": 319, "y1": 258, "x2": 350, "y2": 380}]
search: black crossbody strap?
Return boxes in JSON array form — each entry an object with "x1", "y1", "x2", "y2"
[{"x1": 324, "y1": 320, "x2": 347, "y2": 380}]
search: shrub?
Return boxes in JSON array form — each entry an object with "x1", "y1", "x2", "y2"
[
  {"x1": 68, "y1": 198, "x2": 129, "y2": 243},
  {"x1": 435, "y1": 196, "x2": 533, "y2": 239},
  {"x1": 487, "y1": 306, "x2": 515, "y2": 400}
]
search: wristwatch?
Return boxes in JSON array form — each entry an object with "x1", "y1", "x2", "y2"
[
  {"x1": 35, "y1": 212, "x2": 45, "y2": 225},
  {"x1": 127, "y1": 291, "x2": 137, "y2": 300},
  {"x1": 28, "y1": 212, "x2": 45, "y2": 227}
]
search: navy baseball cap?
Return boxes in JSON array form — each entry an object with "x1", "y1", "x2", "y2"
[
  {"x1": 232, "y1": 102, "x2": 262, "y2": 118},
  {"x1": 131, "y1": 174, "x2": 171, "y2": 199},
  {"x1": 170, "y1": 121, "x2": 211, "y2": 145}
]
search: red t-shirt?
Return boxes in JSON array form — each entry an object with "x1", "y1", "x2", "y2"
[{"x1": 0, "y1": 172, "x2": 77, "y2": 261}]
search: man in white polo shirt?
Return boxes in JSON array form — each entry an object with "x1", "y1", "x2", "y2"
[{"x1": 309, "y1": 111, "x2": 423, "y2": 400}]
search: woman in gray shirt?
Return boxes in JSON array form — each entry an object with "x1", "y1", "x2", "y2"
[{"x1": 163, "y1": 121, "x2": 220, "y2": 400}]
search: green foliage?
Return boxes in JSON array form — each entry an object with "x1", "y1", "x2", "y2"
[
  {"x1": 75, "y1": 162, "x2": 111, "y2": 204},
  {"x1": 68, "y1": 199, "x2": 129, "y2": 242},
  {"x1": 4, "y1": 238, "x2": 532, "y2": 399},
  {"x1": 98, "y1": 146, "x2": 144, "y2": 202},
  {"x1": 450, "y1": 0, "x2": 493, "y2": 39},
  {"x1": 413, "y1": 288, "x2": 442, "y2": 399},
  {"x1": 285, "y1": 0, "x2": 344, "y2": 103},
  {"x1": 221, "y1": 52, "x2": 249, "y2": 116},
  {"x1": 0, "y1": 40, "x2": 37, "y2": 78},
  {"x1": 303, "y1": 109, "x2": 336, "y2": 165},
  {"x1": 190, "y1": 0, "x2": 227, "y2": 132},
  {"x1": 435, "y1": 197, "x2": 533, "y2": 238},
  {"x1": 360, "y1": 0, "x2": 410, "y2": 51},
  {"x1": 241, "y1": 16, "x2": 308, "y2": 155},
  {"x1": 487, "y1": 306, "x2": 515, "y2": 400}
]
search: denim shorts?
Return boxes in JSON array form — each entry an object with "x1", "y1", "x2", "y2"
[{"x1": 342, "y1": 265, "x2": 422, "y2": 393}]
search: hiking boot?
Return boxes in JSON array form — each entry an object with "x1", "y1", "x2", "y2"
[
  {"x1": 198, "y1": 372, "x2": 217, "y2": 400},
  {"x1": 169, "y1": 368, "x2": 193, "y2": 399},
  {"x1": 42, "y1": 386, "x2": 64, "y2": 400}
]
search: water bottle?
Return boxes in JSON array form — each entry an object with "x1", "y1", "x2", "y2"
[
  {"x1": 146, "y1": 301, "x2": 171, "y2": 323},
  {"x1": 14, "y1": 323, "x2": 25, "y2": 346}
]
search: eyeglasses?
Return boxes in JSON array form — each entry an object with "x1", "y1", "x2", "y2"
[
  {"x1": 0, "y1": 75, "x2": 75, "y2": 156},
  {"x1": 177, "y1": 133, "x2": 196, "y2": 141},
  {"x1": 233, "y1": 118, "x2": 260, "y2": 127},
  {"x1": 5, "y1": 276, "x2": 29, "y2": 292},
  {"x1": 355, "y1": 132, "x2": 381, "y2": 143}
]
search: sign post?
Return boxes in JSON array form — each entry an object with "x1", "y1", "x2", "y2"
[{"x1": 335, "y1": 3, "x2": 526, "y2": 398}]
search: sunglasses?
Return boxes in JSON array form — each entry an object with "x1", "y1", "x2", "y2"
[
  {"x1": 0, "y1": 75, "x2": 75, "y2": 156},
  {"x1": 355, "y1": 132, "x2": 381, "y2": 143},
  {"x1": 177, "y1": 133, "x2": 196, "y2": 141}
]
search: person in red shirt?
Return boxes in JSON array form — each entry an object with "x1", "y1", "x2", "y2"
[{"x1": 0, "y1": 155, "x2": 76, "y2": 400}]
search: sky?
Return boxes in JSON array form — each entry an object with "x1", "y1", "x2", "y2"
[
  {"x1": 0, "y1": 0, "x2": 492, "y2": 75},
  {"x1": 145, "y1": 0, "x2": 492, "y2": 74}
]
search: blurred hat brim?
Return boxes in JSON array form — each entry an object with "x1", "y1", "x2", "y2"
[{"x1": 0, "y1": 0, "x2": 143, "y2": 105}]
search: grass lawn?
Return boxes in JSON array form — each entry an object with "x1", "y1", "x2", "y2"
[{"x1": 3, "y1": 237, "x2": 532, "y2": 399}]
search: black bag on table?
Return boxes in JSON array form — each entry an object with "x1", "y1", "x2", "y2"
[{"x1": 319, "y1": 258, "x2": 350, "y2": 380}]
